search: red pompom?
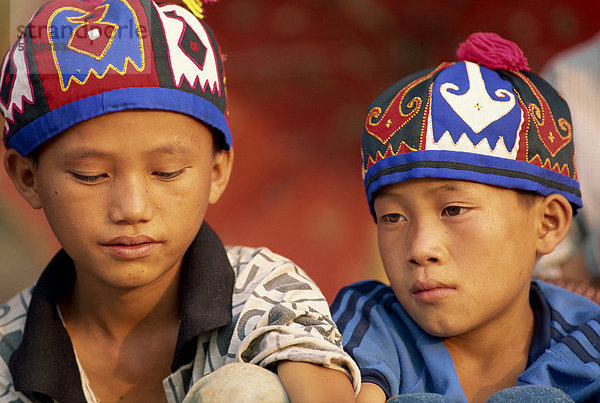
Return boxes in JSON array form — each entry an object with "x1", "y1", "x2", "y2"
[{"x1": 456, "y1": 32, "x2": 530, "y2": 71}]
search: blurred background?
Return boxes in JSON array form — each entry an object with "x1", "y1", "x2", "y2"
[{"x1": 1, "y1": 0, "x2": 599, "y2": 302}]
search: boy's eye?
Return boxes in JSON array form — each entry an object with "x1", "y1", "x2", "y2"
[
  {"x1": 153, "y1": 169, "x2": 185, "y2": 180},
  {"x1": 442, "y1": 206, "x2": 466, "y2": 216},
  {"x1": 379, "y1": 213, "x2": 403, "y2": 224},
  {"x1": 70, "y1": 172, "x2": 108, "y2": 183}
]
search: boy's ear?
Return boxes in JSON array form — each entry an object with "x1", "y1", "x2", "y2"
[
  {"x1": 536, "y1": 194, "x2": 573, "y2": 256},
  {"x1": 208, "y1": 148, "x2": 234, "y2": 204},
  {"x1": 3, "y1": 148, "x2": 42, "y2": 209}
]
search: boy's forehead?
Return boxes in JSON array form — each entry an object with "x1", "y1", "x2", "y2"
[{"x1": 42, "y1": 110, "x2": 212, "y2": 157}]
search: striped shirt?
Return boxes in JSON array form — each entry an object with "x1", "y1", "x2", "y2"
[{"x1": 331, "y1": 279, "x2": 600, "y2": 402}]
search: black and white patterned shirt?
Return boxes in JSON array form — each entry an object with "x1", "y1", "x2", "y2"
[{"x1": 0, "y1": 223, "x2": 359, "y2": 402}]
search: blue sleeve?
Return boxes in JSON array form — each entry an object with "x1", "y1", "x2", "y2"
[{"x1": 331, "y1": 281, "x2": 403, "y2": 398}]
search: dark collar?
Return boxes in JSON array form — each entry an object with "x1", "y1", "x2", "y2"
[
  {"x1": 9, "y1": 222, "x2": 234, "y2": 402},
  {"x1": 528, "y1": 281, "x2": 552, "y2": 367}
]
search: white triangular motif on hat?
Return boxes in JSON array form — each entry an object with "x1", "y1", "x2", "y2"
[
  {"x1": 156, "y1": 3, "x2": 221, "y2": 96},
  {"x1": 424, "y1": 112, "x2": 521, "y2": 160},
  {"x1": 440, "y1": 62, "x2": 515, "y2": 133},
  {"x1": 0, "y1": 36, "x2": 35, "y2": 132}
]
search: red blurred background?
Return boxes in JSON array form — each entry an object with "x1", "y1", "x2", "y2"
[{"x1": 1, "y1": 0, "x2": 599, "y2": 301}]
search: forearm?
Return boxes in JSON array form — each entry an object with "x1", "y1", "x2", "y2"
[
  {"x1": 277, "y1": 361, "x2": 354, "y2": 403},
  {"x1": 356, "y1": 382, "x2": 386, "y2": 403}
]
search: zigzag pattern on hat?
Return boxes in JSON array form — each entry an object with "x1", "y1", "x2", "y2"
[
  {"x1": 0, "y1": 0, "x2": 231, "y2": 156},
  {"x1": 361, "y1": 32, "x2": 581, "y2": 218}
]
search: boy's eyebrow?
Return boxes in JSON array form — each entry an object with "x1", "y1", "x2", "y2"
[
  {"x1": 61, "y1": 148, "x2": 110, "y2": 161},
  {"x1": 375, "y1": 189, "x2": 409, "y2": 204},
  {"x1": 430, "y1": 183, "x2": 464, "y2": 193},
  {"x1": 61, "y1": 142, "x2": 191, "y2": 161},
  {"x1": 377, "y1": 182, "x2": 472, "y2": 200},
  {"x1": 424, "y1": 182, "x2": 477, "y2": 198},
  {"x1": 145, "y1": 142, "x2": 190, "y2": 156}
]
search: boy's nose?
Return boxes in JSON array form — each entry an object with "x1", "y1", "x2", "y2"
[
  {"x1": 108, "y1": 177, "x2": 153, "y2": 224},
  {"x1": 406, "y1": 222, "x2": 446, "y2": 266}
]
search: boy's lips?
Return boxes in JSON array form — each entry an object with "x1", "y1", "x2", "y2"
[
  {"x1": 410, "y1": 279, "x2": 457, "y2": 302},
  {"x1": 100, "y1": 235, "x2": 162, "y2": 260}
]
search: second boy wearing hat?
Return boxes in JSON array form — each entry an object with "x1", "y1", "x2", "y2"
[
  {"x1": 331, "y1": 33, "x2": 600, "y2": 402},
  {"x1": 0, "y1": 0, "x2": 359, "y2": 401}
]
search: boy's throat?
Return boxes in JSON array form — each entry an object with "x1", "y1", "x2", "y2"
[{"x1": 443, "y1": 304, "x2": 535, "y2": 402}]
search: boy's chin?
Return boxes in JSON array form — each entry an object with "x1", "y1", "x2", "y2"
[
  {"x1": 416, "y1": 323, "x2": 458, "y2": 339},
  {"x1": 74, "y1": 259, "x2": 183, "y2": 292},
  {"x1": 405, "y1": 309, "x2": 469, "y2": 339}
]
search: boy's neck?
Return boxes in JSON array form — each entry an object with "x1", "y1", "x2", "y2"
[
  {"x1": 442, "y1": 291, "x2": 534, "y2": 403},
  {"x1": 57, "y1": 262, "x2": 182, "y2": 402},
  {"x1": 60, "y1": 264, "x2": 181, "y2": 340}
]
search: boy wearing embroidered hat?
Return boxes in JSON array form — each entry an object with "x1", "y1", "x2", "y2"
[
  {"x1": 331, "y1": 32, "x2": 600, "y2": 403},
  {"x1": 0, "y1": 0, "x2": 358, "y2": 401}
]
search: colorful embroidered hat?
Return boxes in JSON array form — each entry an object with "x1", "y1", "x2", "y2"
[
  {"x1": 362, "y1": 32, "x2": 581, "y2": 218},
  {"x1": 0, "y1": 0, "x2": 230, "y2": 156}
]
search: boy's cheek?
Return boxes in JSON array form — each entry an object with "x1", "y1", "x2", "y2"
[
  {"x1": 377, "y1": 232, "x2": 404, "y2": 264},
  {"x1": 378, "y1": 243, "x2": 408, "y2": 287}
]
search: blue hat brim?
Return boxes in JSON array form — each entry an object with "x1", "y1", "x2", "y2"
[
  {"x1": 7, "y1": 87, "x2": 232, "y2": 156},
  {"x1": 365, "y1": 150, "x2": 582, "y2": 219}
]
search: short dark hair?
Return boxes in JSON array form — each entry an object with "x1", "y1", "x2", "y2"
[{"x1": 515, "y1": 189, "x2": 543, "y2": 209}]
